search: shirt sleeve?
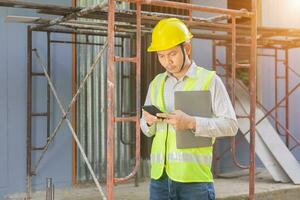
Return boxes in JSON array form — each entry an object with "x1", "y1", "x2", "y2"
[
  {"x1": 140, "y1": 82, "x2": 157, "y2": 137},
  {"x1": 193, "y1": 75, "x2": 238, "y2": 137}
]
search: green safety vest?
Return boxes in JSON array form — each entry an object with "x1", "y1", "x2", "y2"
[{"x1": 150, "y1": 65, "x2": 216, "y2": 182}]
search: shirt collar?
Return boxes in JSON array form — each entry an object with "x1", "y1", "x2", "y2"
[{"x1": 166, "y1": 61, "x2": 198, "y2": 80}]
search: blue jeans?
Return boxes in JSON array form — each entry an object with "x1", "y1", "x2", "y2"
[{"x1": 150, "y1": 172, "x2": 215, "y2": 200}]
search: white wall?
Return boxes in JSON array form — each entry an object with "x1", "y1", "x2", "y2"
[{"x1": 261, "y1": 0, "x2": 300, "y2": 160}]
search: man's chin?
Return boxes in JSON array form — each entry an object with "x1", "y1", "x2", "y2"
[{"x1": 167, "y1": 68, "x2": 179, "y2": 73}]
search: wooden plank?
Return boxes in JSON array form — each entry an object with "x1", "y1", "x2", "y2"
[{"x1": 5, "y1": 15, "x2": 50, "y2": 24}]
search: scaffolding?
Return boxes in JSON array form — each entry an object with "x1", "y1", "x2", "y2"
[{"x1": 2, "y1": 0, "x2": 300, "y2": 199}]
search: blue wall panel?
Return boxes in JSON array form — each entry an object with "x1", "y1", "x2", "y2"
[
  {"x1": 0, "y1": 0, "x2": 72, "y2": 198},
  {"x1": 0, "y1": 7, "x2": 8, "y2": 191}
]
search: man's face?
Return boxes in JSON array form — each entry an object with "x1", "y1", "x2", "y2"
[{"x1": 157, "y1": 45, "x2": 184, "y2": 74}]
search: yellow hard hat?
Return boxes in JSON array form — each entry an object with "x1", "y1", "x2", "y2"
[{"x1": 147, "y1": 18, "x2": 193, "y2": 52}]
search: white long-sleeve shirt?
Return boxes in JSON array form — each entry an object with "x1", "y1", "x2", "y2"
[{"x1": 140, "y1": 62, "x2": 238, "y2": 138}]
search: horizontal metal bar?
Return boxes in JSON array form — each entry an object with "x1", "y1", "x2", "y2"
[
  {"x1": 35, "y1": 1, "x2": 107, "y2": 29},
  {"x1": 32, "y1": 72, "x2": 45, "y2": 76},
  {"x1": 121, "y1": 111, "x2": 136, "y2": 115},
  {"x1": 31, "y1": 27, "x2": 134, "y2": 38},
  {"x1": 279, "y1": 105, "x2": 286, "y2": 108},
  {"x1": 59, "y1": 21, "x2": 147, "y2": 34},
  {"x1": 122, "y1": 75, "x2": 136, "y2": 79},
  {"x1": 236, "y1": 63, "x2": 250, "y2": 68},
  {"x1": 51, "y1": 40, "x2": 107, "y2": 46},
  {"x1": 117, "y1": 8, "x2": 208, "y2": 23},
  {"x1": 114, "y1": 117, "x2": 138, "y2": 122},
  {"x1": 206, "y1": 14, "x2": 230, "y2": 22},
  {"x1": 257, "y1": 54, "x2": 275, "y2": 57},
  {"x1": 31, "y1": 112, "x2": 48, "y2": 116},
  {"x1": 117, "y1": 0, "x2": 252, "y2": 17},
  {"x1": 237, "y1": 115, "x2": 250, "y2": 119},
  {"x1": 50, "y1": 39, "x2": 122, "y2": 47},
  {"x1": 215, "y1": 63, "x2": 229, "y2": 67},
  {"x1": 276, "y1": 76, "x2": 286, "y2": 79},
  {"x1": 32, "y1": 146, "x2": 46, "y2": 151},
  {"x1": 114, "y1": 56, "x2": 137, "y2": 63}
]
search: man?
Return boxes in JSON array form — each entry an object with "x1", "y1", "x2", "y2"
[{"x1": 141, "y1": 18, "x2": 238, "y2": 200}]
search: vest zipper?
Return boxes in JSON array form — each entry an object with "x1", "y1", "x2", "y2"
[{"x1": 164, "y1": 124, "x2": 169, "y2": 168}]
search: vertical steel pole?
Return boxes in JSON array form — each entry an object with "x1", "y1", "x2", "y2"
[
  {"x1": 107, "y1": 0, "x2": 115, "y2": 199},
  {"x1": 135, "y1": 0, "x2": 142, "y2": 188},
  {"x1": 47, "y1": 32, "x2": 51, "y2": 139},
  {"x1": 231, "y1": 16, "x2": 236, "y2": 108},
  {"x1": 46, "y1": 178, "x2": 53, "y2": 200},
  {"x1": 211, "y1": 39, "x2": 218, "y2": 177},
  {"x1": 27, "y1": 26, "x2": 33, "y2": 200},
  {"x1": 71, "y1": 0, "x2": 77, "y2": 185},
  {"x1": 285, "y1": 48, "x2": 289, "y2": 147},
  {"x1": 249, "y1": 0, "x2": 257, "y2": 199},
  {"x1": 212, "y1": 40, "x2": 216, "y2": 71},
  {"x1": 275, "y1": 49, "x2": 279, "y2": 132},
  {"x1": 225, "y1": 45, "x2": 230, "y2": 89}
]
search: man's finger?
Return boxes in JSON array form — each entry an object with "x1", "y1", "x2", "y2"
[
  {"x1": 156, "y1": 113, "x2": 169, "y2": 119},
  {"x1": 169, "y1": 111, "x2": 179, "y2": 116},
  {"x1": 164, "y1": 118, "x2": 175, "y2": 125}
]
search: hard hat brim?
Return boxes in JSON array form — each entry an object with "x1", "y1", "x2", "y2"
[{"x1": 147, "y1": 35, "x2": 193, "y2": 52}]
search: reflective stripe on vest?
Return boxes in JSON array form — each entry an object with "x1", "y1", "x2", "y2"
[
  {"x1": 151, "y1": 152, "x2": 212, "y2": 166},
  {"x1": 149, "y1": 65, "x2": 216, "y2": 182}
]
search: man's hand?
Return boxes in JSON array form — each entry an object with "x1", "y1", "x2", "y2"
[
  {"x1": 157, "y1": 110, "x2": 196, "y2": 131},
  {"x1": 142, "y1": 110, "x2": 161, "y2": 126}
]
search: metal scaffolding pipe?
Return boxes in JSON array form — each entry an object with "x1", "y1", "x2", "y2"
[
  {"x1": 114, "y1": 1, "x2": 142, "y2": 184},
  {"x1": 9, "y1": 1, "x2": 300, "y2": 200},
  {"x1": 35, "y1": 1, "x2": 108, "y2": 29},
  {"x1": 285, "y1": 48, "x2": 290, "y2": 147},
  {"x1": 117, "y1": 0, "x2": 252, "y2": 17},
  {"x1": 107, "y1": 0, "x2": 115, "y2": 199},
  {"x1": 26, "y1": 26, "x2": 32, "y2": 200},
  {"x1": 216, "y1": 76, "x2": 300, "y2": 168},
  {"x1": 32, "y1": 27, "x2": 134, "y2": 38},
  {"x1": 50, "y1": 39, "x2": 117, "y2": 46},
  {"x1": 231, "y1": 16, "x2": 237, "y2": 107},
  {"x1": 116, "y1": 8, "x2": 209, "y2": 22},
  {"x1": 249, "y1": 1, "x2": 257, "y2": 199},
  {"x1": 32, "y1": 42, "x2": 108, "y2": 174},
  {"x1": 206, "y1": 14, "x2": 230, "y2": 22},
  {"x1": 59, "y1": 22, "x2": 151, "y2": 34},
  {"x1": 33, "y1": 49, "x2": 107, "y2": 200}
]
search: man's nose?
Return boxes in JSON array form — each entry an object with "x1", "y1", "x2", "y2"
[{"x1": 167, "y1": 57, "x2": 173, "y2": 65}]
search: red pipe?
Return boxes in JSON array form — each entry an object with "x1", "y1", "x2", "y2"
[
  {"x1": 107, "y1": 0, "x2": 115, "y2": 199},
  {"x1": 114, "y1": 1, "x2": 142, "y2": 184}
]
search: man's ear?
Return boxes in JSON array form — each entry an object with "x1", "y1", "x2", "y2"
[{"x1": 184, "y1": 42, "x2": 192, "y2": 58}]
